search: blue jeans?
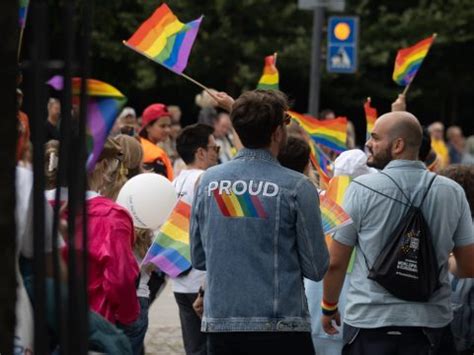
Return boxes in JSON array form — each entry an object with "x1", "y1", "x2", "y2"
[
  {"x1": 304, "y1": 276, "x2": 351, "y2": 355},
  {"x1": 117, "y1": 297, "x2": 150, "y2": 355}
]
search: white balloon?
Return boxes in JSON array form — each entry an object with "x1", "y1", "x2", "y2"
[{"x1": 117, "y1": 173, "x2": 177, "y2": 230}]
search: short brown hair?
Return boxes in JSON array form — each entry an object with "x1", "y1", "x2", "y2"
[
  {"x1": 439, "y1": 164, "x2": 474, "y2": 216},
  {"x1": 230, "y1": 90, "x2": 288, "y2": 149},
  {"x1": 278, "y1": 137, "x2": 310, "y2": 173}
]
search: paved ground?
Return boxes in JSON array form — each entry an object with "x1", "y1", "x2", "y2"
[{"x1": 145, "y1": 282, "x2": 185, "y2": 355}]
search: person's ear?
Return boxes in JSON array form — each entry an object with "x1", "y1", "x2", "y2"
[
  {"x1": 392, "y1": 138, "x2": 405, "y2": 155},
  {"x1": 195, "y1": 147, "x2": 205, "y2": 161},
  {"x1": 272, "y1": 125, "x2": 283, "y2": 144}
]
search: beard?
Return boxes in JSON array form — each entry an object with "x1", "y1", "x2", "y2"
[{"x1": 367, "y1": 146, "x2": 393, "y2": 169}]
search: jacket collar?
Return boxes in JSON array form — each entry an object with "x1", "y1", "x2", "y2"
[
  {"x1": 383, "y1": 159, "x2": 427, "y2": 171},
  {"x1": 235, "y1": 148, "x2": 280, "y2": 165}
]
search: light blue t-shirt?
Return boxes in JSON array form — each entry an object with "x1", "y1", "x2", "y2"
[{"x1": 335, "y1": 160, "x2": 474, "y2": 328}]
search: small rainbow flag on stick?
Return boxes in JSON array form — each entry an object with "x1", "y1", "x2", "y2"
[
  {"x1": 142, "y1": 200, "x2": 192, "y2": 277},
  {"x1": 319, "y1": 194, "x2": 352, "y2": 235},
  {"x1": 47, "y1": 76, "x2": 126, "y2": 171},
  {"x1": 19, "y1": 0, "x2": 29, "y2": 28},
  {"x1": 288, "y1": 111, "x2": 347, "y2": 153},
  {"x1": 364, "y1": 98, "x2": 378, "y2": 141},
  {"x1": 310, "y1": 141, "x2": 331, "y2": 189},
  {"x1": 124, "y1": 4, "x2": 202, "y2": 75},
  {"x1": 257, "y1": 53, "x2": 279, "y2": 90},
  {"x1": 325, "y1": 175, "x2": 356, "y2": 272},
  {"x1": 326, "y1": 176, "x2": 352, "y2": 205},
  {"x1": 393, "y1": 34, "x2": 436, "y2": 87}
]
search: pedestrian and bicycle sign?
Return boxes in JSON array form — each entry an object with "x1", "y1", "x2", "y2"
[{"x1": 327, "y1": 16, "x2": 358, "y2": 73}]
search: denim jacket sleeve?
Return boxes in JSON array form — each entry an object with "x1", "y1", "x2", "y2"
[
  {"x1": 295, "y1": 178, "x2": 329, "y2": 281},
  {"x1": 190, "y1": 184, "x2": 206, "y2": 271}
]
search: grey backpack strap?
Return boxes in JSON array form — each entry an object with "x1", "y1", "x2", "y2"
[{"x1": 418, "y1": 174, "x2": 437, "y2": 208}]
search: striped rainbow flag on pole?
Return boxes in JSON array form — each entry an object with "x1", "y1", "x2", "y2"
[
  {"x1": 392, "y1": 35, "x2": 436, "y2": 86},
  {"x1": 364, "y1": 98, "x2": 378, "y2": 141},
  {"x1": 47, "y1": 76, "x2": 127, "y2": 171},
  {"x1": 326, "y1": 176, "x2": 352, "y2": 205},
  {"x1": 257, "y1": 53, "x2": 279, "y2": 90},
  {"x1": 19, "y1": 0, "x2": 29, "y2": 28},
  {"x1": 288, "y1": 110, "x2": 348, "y2": 153},
  {"x1": 325, "y1": 175, "x2": 356, "y2": 272},
  {"x1": 142, "y1": 200, "x2": 192, "y2": 277},
  {"x1": 124, "y1": 4, "x2": 202, "y2": 74},
  {"x1": 319, "y1": 194, "x2": 352, "y2": 235}
]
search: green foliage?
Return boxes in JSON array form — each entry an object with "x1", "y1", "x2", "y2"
[{"x1": 42, "y1": 0, "x2": 474, "y2": 134}]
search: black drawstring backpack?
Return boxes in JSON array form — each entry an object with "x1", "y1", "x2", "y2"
[{"x1": 354, "y1": 172, "x2": 441, "y2": 302}]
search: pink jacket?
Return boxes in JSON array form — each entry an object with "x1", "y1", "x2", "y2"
[{"x1": 64, "y1": 196, "x2": 140, "y2": 325}]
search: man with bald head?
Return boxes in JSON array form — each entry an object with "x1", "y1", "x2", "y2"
[{"x1": 321, "y1": 112, "x2": 474, "y2": 354}]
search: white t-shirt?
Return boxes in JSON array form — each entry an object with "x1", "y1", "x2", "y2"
[
  {"x1": 171, "y1": 169, "x2": 206, "y2": 293},
  {"x1": 15, "y1": 166, "x2": 60, "y2": 353}
]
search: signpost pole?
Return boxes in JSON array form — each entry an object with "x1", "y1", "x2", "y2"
[{"x1": 308, "y1": 7, "x2": 325, "y2": 117}]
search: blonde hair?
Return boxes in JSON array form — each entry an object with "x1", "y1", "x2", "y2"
[
  {"x1": 195, "y1": 89, "x2": 218, "y2": 108},
  {"x1": 105, "y1": 135, "x2": 144, "y2": 200},
  {"x1": 134, "y1": 227, "x2": 153, "y2": 259},
  {"x1": 87, "y1": 157, "x2": 127, "y2": 200},
  {"x1": 115, "y1": 135, "x2": 143, "y2": 174}
]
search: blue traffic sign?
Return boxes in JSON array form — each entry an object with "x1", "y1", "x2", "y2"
[{"x1": 327, "y1": 16, "x2": 358, "y2": 73}]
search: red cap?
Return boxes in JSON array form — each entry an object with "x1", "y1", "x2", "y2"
[{"x1": 141, "y1": 103, "x2": 170, "y2": 129}]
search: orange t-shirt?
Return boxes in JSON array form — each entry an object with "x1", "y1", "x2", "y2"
[{"x1": 140, "y1": 137, "x2": 174, "y2": 181}]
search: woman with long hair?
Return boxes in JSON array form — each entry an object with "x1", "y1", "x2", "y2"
[{"x1": 64, "y1": 138, "x2": 140, "y2": 327}]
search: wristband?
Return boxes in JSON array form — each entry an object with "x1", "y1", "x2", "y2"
[
  {"x1": 322, "y1": 307, "x2": 338, "y2": 316},
  {"x1": 321, "y1": 299, "x2": 338, "y2": 316}
]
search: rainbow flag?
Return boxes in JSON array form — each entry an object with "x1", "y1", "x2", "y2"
[
  {"x1": 392, "y1": 35, "x2": 436, "y2": 86},
  {"x1": 288, "y1": 111, "x2": 347, "y2": 153},
  {"x1": 46, "y1": 76, "x2": 126, "y2": 171},
  {"x1": 213, "y1": 190, "x2": 267, "y2": 218},
  {"x1": 309, "y1": 141, "x2": 331, "y2": 189},
  {"x1": 124, "y1": 4, "x2": 202, "y2": 74},
  {"x1": 257, "y1": 54, "x2": 279, "y2": 90},
  {"x1": 326, "y1": 176, "x2": 352, "y2": 205},
  {"x1": 324, "y1": 175, "x2": 356, "y2": 272},
  {"x1": 364, "y1": 98, "x2": 378, "y2": 141},
  {"x1": 319, "y1": 194, "x2": 352, "y2": 235},
  {"x1": 19, "y1": 0, "x2": 29, "y2": 28},
  {"x1": 142, "y1": 200, "x2": 192, "y2": 277}
]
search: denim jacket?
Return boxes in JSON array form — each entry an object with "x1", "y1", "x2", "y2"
[{"x1": 190, "y1": 148, "x2": 329, "y2": 332}]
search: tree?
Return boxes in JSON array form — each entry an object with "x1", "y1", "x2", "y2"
[{"x1": 24, "y1": 0, "x2": 474, "y2": 140}]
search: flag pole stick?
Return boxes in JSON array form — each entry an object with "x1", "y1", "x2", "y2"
[
  {"x1": 401, "y1": 82, "x2": 412, "y2": 96},
  {"x1": 400, "y1": 33, "x2": 437, "y2": 97},
  {"x1": 18, "y1": 2, "x2": 30, "y2": 61},
  {"x1": 123, "y1": 40, "x2": 217, "y2": 100},
  {"x1": 179, "y1": 72, "x2": 213, "y2": 93},
  {"x1": 18, "y1": 27, "x2": 26, "y2": 61}
]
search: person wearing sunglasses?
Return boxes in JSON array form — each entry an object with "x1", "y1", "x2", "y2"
[{"x1": 190, "y1": 89, "x2": 328, "y2": 355}]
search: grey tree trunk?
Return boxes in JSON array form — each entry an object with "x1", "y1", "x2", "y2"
[{"x1": 0, "y1": 1, "x2": 19, "y2": 354}]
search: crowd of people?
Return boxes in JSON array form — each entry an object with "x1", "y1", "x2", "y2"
[{"x1": 13, "y1": 85, "x2": 474, "y2": 355}]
